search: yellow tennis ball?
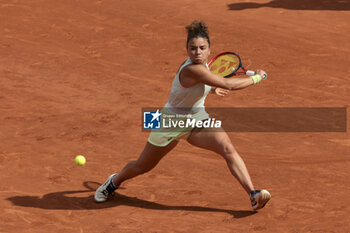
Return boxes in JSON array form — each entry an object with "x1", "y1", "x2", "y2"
[{"x1": 74, "y1": 155, "x2": 86, "y2": 166}]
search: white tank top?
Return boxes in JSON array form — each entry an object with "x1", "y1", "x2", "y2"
[{"x1": 165, "y1": 58, "x2": 212, "y2": 114}]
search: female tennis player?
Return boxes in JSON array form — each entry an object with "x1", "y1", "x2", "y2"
[{"x1": 95, "y1": 20, "x2": 271, "y2": 210}]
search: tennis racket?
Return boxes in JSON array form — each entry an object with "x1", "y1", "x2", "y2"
[{"x1": 208, "y1": 52, "x2": 256, "y2": 78}]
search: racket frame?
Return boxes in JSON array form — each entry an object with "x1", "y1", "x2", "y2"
[{"x1": 208, "y1": 51, "x2": 251, "y2": 78}]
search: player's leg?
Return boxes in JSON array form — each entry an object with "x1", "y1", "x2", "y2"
[
  {"x1": 114, "y1": 140, "x2": 178, "y2": 186},
  {"x1": 187, "y1": 127, "x2": 270, "y2": 210},
  {"x1": 187, "y1": 128, "x2": 254, "y2": 194},
  {"x1": 95, "y1": 140, "x2": 178, "y2": 202}
]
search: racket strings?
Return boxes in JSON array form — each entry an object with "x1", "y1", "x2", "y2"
[{"x1": 209, "y1": 54, "x2": 241, "y2": 77}]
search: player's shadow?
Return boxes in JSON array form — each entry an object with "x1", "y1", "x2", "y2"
[
  {"x1": 7, "y1": 181, "x2": 256, "y2": 219},
  {"x1": 228, "y1": 0, "x2": 350, "y2": 11}
]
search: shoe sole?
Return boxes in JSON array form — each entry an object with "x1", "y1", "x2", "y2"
[{"x1": 254, "y1": 189, "x2": 271, "y2": 210}]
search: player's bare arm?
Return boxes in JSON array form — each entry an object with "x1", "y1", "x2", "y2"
[{"x1": 180, "y1": 64, "x2": 267, "y2": 90}]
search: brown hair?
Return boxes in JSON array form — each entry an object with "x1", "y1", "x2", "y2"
[{"x1": 185, "y1": 20, "x2": 210, "y2": 48}]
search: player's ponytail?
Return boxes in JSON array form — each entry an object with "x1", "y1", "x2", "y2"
[{"x1": 186, "y1": 20, "x2": 210, "y2": 48}]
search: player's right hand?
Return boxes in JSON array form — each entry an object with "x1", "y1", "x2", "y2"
[{"x1": 255, "y1": 70, "x2": 268, "y2": 80}]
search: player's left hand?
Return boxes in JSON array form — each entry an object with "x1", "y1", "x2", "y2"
[{"x1": 214, "y1": 87, "x2": 229, "y2": 96}]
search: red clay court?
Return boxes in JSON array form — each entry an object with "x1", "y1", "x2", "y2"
[{"x1": 0, "y1": 0, "x2": 349, "y2": 232}]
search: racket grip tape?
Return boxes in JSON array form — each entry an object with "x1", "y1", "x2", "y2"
[{"x1": 246, "y1": 70, "x2": 255, "y2": 76}]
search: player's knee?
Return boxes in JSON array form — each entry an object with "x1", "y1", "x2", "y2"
[
  {"x1": 221, "y1": 142, "x2": 236, "y2": 156},
  {"x1": 220, "y1": 142, "x2": 237, "y2": 161}
]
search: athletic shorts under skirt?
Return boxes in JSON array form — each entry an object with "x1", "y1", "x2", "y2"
[{"x1": 148, "y1": 106, "x2": 210, "y2": 147}]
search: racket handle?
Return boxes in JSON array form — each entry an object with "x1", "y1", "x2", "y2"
[{"x1": 246, "y1": 70, "x2": 255, "y2": 76}]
